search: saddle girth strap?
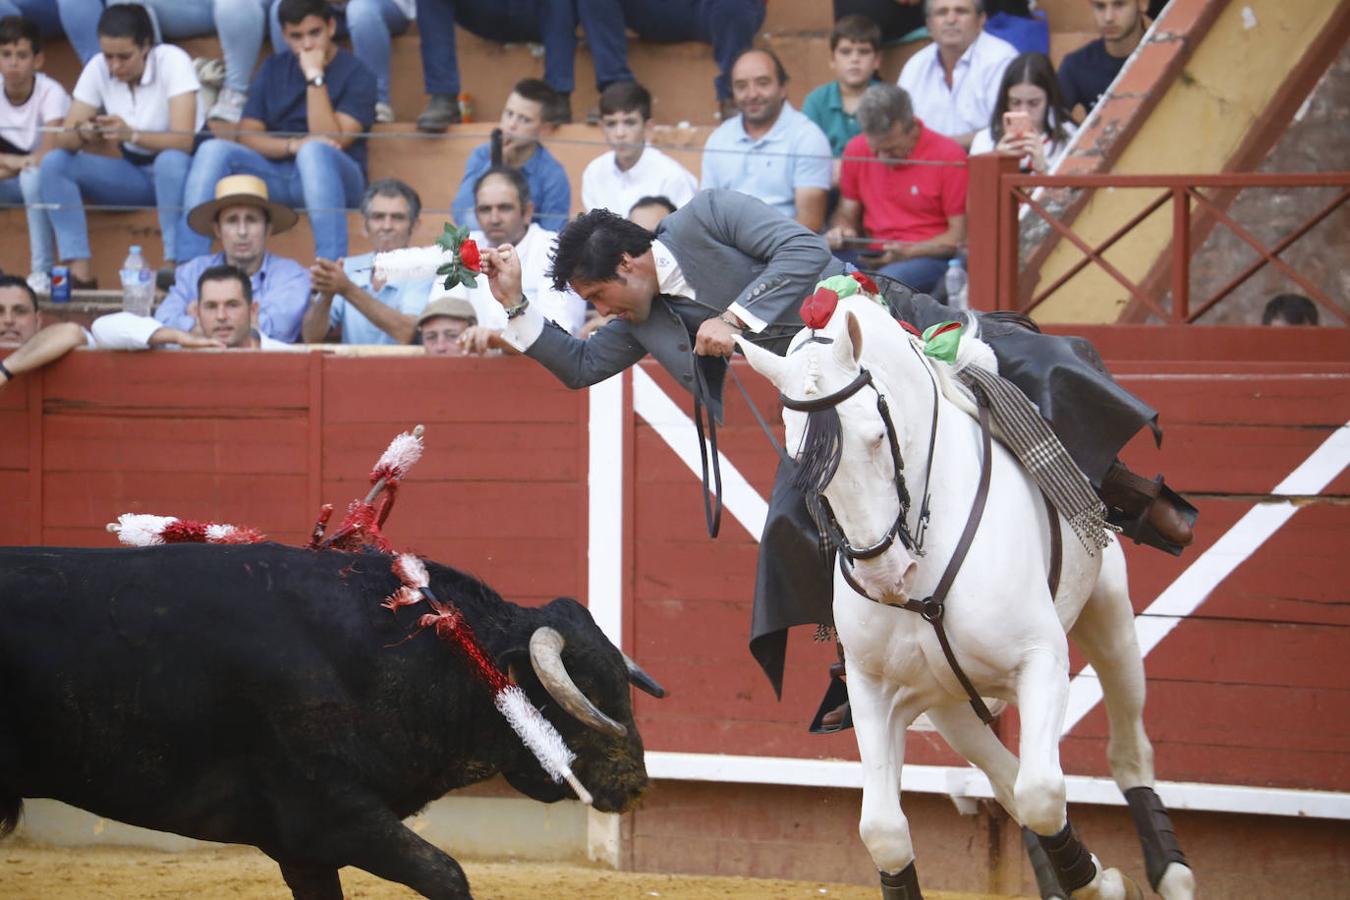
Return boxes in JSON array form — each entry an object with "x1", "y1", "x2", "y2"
[
  {"x1": 1044, "y1": 493, "x2": 1063, "y2": 600},
  {"x1": 838, "y1": 394, "x2": 995, "y2": 725}
]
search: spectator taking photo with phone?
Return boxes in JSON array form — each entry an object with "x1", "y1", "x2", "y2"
[{"x1": 970, "y1": 51, "x2": 1076, "y2": 174}]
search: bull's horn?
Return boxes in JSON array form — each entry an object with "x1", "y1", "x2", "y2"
[
  {"x1": 622, "y1": 652, "x2": 666, "y2": 698},
  {"x1": 529, "y1": 627, "x2": 627, "y2": 738}
]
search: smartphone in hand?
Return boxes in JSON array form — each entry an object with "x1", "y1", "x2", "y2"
[{"x1": 1003, "y1": 110, "x2": 1032, "y2": 138}]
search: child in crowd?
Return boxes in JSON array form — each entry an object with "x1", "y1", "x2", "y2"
[
  {"x1": 38, "y1": 3, "x2": 199, "y2": 289},
  {"x1": 970, "y1": 51, "x2": 1075, "y2": 174},
  {"x1": 0, "y1": 15, "x2": 68, "y2": 295},
  {"x1": 803, "y1": 13, "x2": 882, "y2": 183},
  {"x1": 450, "y1": 78, "x2": 570, "y2": 231},
  {"x1": 581, "y1": 80, "x2": 696, "y2": 216}
]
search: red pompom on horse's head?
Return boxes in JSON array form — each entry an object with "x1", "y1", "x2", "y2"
[
  {"x1": 850, "y1": 271, "x2": 878, "y2": 295},
  {"x1": 800, "y1": 288, "x2": 840, "y2": 330}
]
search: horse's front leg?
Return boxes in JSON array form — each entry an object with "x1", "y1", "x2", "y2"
[
  {"x1": 1016, "y1": 648, "x2": 1140, "y2": 900},
  {"x1": 848, "y1": 667, "x2": 923, "y2": 899}
]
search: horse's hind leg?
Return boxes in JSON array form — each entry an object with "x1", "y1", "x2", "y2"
[
  {"x1": 848, "y1": 671, "x2": 922, "y2": 898},
  {"x1": 1070, "y1": 544, "x2": 1195, "y2": 900}
]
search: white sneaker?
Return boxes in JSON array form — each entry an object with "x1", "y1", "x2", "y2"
[
  {"x1": 375, "y1": 101, "x2": 395, "y2": 124},
  {"x1": 27, "y1": 271, "x2": 50, "y2": 296},
  {"x1": 208, "y1": 88, "x2": 248, "y2": 124}
]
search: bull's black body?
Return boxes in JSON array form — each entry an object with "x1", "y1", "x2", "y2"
[{"x1": 0, "y1": 544, "x2": 649, "y2": 898}]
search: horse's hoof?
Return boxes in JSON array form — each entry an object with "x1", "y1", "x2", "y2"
[{"x1": 1156, "y1": 863, "x2": 1196, "y2": 900}]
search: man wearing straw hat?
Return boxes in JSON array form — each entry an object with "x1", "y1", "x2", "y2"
[{"x1": 153, "y1": 174, "x2": 312, "y2": 343}]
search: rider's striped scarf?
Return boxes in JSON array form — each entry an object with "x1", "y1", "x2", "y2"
[{"x1": 958, "y1": 365, "x2": 1111, "y2": 553}]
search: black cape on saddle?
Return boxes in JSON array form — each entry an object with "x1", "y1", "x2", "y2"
[{"x1": 749, "y1": 276, "x2": 1159, "y2": 696}]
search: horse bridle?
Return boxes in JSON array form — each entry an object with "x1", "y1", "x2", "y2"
[
  {"x1": 777, "y1": 338, "x2": 998, "y2": 727},
  {"x1": 779, "y1": 341, "x2": 940, "y2": 565}
]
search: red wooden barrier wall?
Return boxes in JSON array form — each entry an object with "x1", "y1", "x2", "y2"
[{"x1": 2, "y1": 328, "x2": 1348, "y2": 799}]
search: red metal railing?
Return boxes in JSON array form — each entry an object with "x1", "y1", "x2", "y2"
[{"x1": 965, "y1": 154, "x2": 1350, "y2": 324}]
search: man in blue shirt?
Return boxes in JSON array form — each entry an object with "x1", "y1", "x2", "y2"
[
  {"x1": 449, "y1": 79, "x2": 570, "y2": 232},
  {"x1": 177, "y1": 0, "x2": 377, "y2": 262},
  {"x1": 1059, "y1": 0, "x2": 1149, "y2": 117},
  {"x1": 154, "y1": 174, "x2": 312, "y2": 343},
  {"x1": 701, "y1": 49, "x2": 832, "y2": 232},
  {"x1": 301, "y1": 178, "x2": 433, "y2": 345}
]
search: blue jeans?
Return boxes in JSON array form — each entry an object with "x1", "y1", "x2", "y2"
[
  {"x1": 178, "y1": 139, "x2": 366, "y2": 260},
  {"x1": 415, "y1": 0, "x2": 577, "y2": 95},
  {"x1": 877, "y1": 255, "x2": 949, "y2": 295},
  {"x1": 38, "y1": 148, "x2": 192, "y2": 263},
  {"x1": 55, "y1": 0, "x2": 216, "y2": 65},
  {"x1": 0, "y1": 167, "x2": 55, "y2": 273},
  {"x1": 577, "y1": 0, "x2": 766, "y2": 99},
  {"x1": 265, "y1": 0, "x2": 409, "y2": 105}
]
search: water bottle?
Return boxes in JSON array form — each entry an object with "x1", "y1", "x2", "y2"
[
  {"x1": 944, "y1": 257, "x2": 969, "y2": 311},
  {"x1": 120, "y1": 245, "x2": 154, "y2": 316}
]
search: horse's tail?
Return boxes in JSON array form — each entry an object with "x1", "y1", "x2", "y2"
[{"x1": 0, "y1": 795, "x2": 21, "y2": 839}]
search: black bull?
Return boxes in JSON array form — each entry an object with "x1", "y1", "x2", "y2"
[{"x1": 0, "y1": 544, "x2": 659, "y2": 899}]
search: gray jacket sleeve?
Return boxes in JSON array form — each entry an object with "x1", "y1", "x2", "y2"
[
  {"x1": 525, "y1": 318, "x2": 649, "y2": 390},
  {"x1": 697, "y1": 190, "x2": 834, "y2": 327}
]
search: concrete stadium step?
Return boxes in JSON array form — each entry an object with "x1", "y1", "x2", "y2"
[{"x1": 33, "y1": 1, "x2": 1092, "y2": 128}]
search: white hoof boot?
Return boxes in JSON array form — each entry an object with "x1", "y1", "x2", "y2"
[
  {"x1": 1072, "y1": 863, "x2": 1143, "y2": 900},
  {"x1": 1156, "y1": 862, "x2": 1196, "y2": 900}
]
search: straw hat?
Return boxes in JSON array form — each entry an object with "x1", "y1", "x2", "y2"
[
  {"x1": 417, "y1": 297, "x2": 478, "y2": 327},
  {"x1": 186, "y1": 174, "x2": 299, "y2": 236}
]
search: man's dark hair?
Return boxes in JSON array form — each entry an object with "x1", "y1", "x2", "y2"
[
  {"x1": 628, "y1": 195, "x2": 676, "y2": 217},
  {"x1": 599, "y1": 80, "x2": 652, "y2": 120},
  {"x1": 548, "y1": 208, "x2": 655, "y2": 291},
  {"x1": 732, "y1": 48, "x2": 789, "y2": 86},
  {"x1": 512, "y1": 77, "x2": 566, "y2": 124},
  {"x1": 197, "y1": 264, "x2": 253, "y2": 303},
  {"x1": 97, "y1": 3, "x2": 154, "y2": 45},
  {"x1": 831, "y1": 14, "x2": 882, "y2": 51},
  {"x1": 0, "y1": 273, "x2": 38, "y2": 312},
  {"x1": 361, "y1": 178, "x2": 421, "y2": 221},
  {"x1": 0, "y1": 15, "x2": 42, "y2": 54},
  {"x1": 277, "y1": 0, "x2": 334, "y2": 28},
  {"x1": 1262, "y1": 293, "x2": 1319, "y2": 326},
  {"x1": 473, "y1": 165, "x2": 531, "y2": 209}
]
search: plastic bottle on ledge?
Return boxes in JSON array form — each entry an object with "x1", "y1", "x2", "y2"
[
  {"x1": 944, "y1": 257, "x2": 969, "y2": 312},
  {"x1": 120, "y1": 245, "x2": 155, "y2": 316}
]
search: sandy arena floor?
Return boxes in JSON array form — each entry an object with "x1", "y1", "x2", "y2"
[{"x1": 0, "y1": 842, "x2": 1019, "y2": 899}]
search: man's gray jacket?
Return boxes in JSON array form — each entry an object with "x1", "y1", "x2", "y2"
[{"x1": 523, "y1": 189, "x2": 843, "y2": 421}]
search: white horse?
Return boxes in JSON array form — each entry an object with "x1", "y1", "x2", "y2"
[{"x1": 736, "y1": 293, "x2": 1196, "y2": 900}]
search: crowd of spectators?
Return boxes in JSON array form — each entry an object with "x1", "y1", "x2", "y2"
[{"x1": 4, "y1": 0, "x2": 1242, "y2": 374}]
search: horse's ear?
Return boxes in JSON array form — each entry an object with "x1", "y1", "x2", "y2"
[
  {"x1": 834, "y1": 311, "x2": 864, "y2": 368},
  {"x1": 735, "y1": 334, "x2": 788, "y2": 390}
]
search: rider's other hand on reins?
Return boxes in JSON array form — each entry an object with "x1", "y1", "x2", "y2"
[{"x1": 695, "y1": 314, "x2": 742, "y2": 358}]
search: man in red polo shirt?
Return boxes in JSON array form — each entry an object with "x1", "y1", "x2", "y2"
[{"x1": 826, "y1": 82, "x2": 966, "y2": 295}]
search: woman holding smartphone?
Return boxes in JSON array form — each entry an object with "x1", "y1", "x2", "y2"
[
  {"x1": 38, "y1": 3, "x2": 200, "y2": 289},
  {"x1": 970, "y1": 51, "x2": 1075, "y2": 174}
]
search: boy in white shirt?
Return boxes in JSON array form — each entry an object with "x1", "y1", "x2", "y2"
[
  {"x1": 0, "y1": 15, "x2": 70, "y2": 295},
  {"x1": 581, "y1": 80, "x2": 697, "y2": 216}
]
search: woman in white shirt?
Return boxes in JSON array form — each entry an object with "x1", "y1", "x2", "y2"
[
  {"x1": 969, "y1": 52, "x2": 1076, "y2": 175},
  {"x1": 37, "y1": 3, "x2": 200, "y2": 288}
]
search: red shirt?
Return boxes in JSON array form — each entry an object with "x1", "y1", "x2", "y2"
[{"x1": 839, "y1": 123, "x2": 968, "y2": 244}]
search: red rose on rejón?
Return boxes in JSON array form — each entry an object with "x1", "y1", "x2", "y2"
[{"x1": 459, "y1": 239, "x2": 481, "y2": 273}]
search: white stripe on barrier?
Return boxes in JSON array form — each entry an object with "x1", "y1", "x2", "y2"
[
  {"x1": 1062, "y1": 419, "x2": 1350, "y2": 734},
  {"x1": 586, "y1": 375, "x2": 627, "y2": 650},
  {"x1": 631, "y1": 366, "x2": 768, "y2": 539},
  {"x1": 644, "y1": 751, "x2": 1350, "y2": 820}
]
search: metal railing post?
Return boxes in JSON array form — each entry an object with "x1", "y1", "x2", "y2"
[{"x1": 1172, "y1": 186, "x2": 1191, "y2": 322}]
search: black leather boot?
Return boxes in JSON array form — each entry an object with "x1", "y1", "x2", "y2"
[{"x1": 1101, "y1": 460, "x2": 1196, "y2": 554}]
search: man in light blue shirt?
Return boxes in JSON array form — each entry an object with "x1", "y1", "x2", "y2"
[
  {"x1": 700, "y1": 49, "x2": 832, "y2": 232},
  {"x1": 301, "y1": 179, "x2": 433, "y2": 345},
  {"x1": 154, "y1": 175, "x2": 311, "y2": 343}
]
